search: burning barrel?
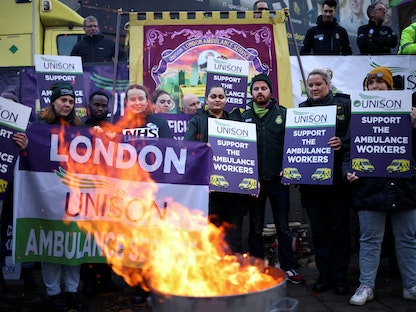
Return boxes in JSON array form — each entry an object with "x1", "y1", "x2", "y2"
[{"x1": 148, "y1": 266, "x2": 288, "y2": 312}]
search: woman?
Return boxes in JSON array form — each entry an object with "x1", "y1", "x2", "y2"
[
  {"x1": 184, "y1": 85, "x2": 248, "y2": 253},
  {"x1": 117, "y1": 84, "x2": 173, "y2": 305},
  {"x1": 345, "y1": 66, "x2": 416, "y2": 305},
  {"x1": 38, "y1": 82, "x2": 83, "y2": 312},
  {"x1": 298, "y1": 68, "x2": 352, "y2": 295},
  {"x1": 150, "y1": 89, "x2": 174, "y2": 114},
  {"x1": 117, "y1": 84, "x2": 173, "y2": 139}
]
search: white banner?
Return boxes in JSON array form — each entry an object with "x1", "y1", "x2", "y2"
[{"x1": 290, "y1": 55, "x2": 416, "y2": 107}]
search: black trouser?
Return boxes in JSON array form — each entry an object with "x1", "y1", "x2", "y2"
[
  {"x1": 300, "y1": 184, "x2": 351, "y2": 285},
  {"x1": 209, "y1": 192, "x2": 250, "y2": 254}
]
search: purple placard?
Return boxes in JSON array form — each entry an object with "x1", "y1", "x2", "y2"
[
  {"x1": 205, "y1": 57, "x2": 249, "y2": 112},
  {"x1": 350, "y1": 113, "x2": 412, "y2": 178},
  {"x1": 0, "y1": 97, "x2": 31, "y2": 200},
  {"x1": 282, "y1": 106, "x2": 337, "y2": 185},
  {"x1": 350, "y1": 90, "x2": 412, "y2": 178},
  {"x1": 34, "y1": 55, "x2": 86, "y2": 120},
  {"x1": 207, "y1": 118, "x2": 258, "y2": 195},
  {"x1": 0, "y1": 136, "x2": 20, "y2": 201}
]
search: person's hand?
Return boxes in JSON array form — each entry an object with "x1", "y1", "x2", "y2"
[
  {"x1": 279, "y1": 170, "x2": 290, "y2": 186},
  {"x1": 328, "y1": 136, "x2": 342, "y2": 150},
  {"x1": 346, "y1": 172, "x2": 359, "y2": 183},
  {"x1": 13, "y1": 132, "x2": 28, "y2": 150}
]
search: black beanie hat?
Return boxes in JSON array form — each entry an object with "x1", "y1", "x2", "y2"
[
  {"x1": 250, "y1": 73, "x2": 273, "y2": 94},
  {"x1": 50, "y1": 82, "x2": 75, "y2": 103}
]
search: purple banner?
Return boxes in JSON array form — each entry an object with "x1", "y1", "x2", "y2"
[
  {"x1": 21, "y1": 123, "x2": 211, "y2": 185},
  {"x1": 159, "y1": 113, "x2": 192, "y2": 141}
]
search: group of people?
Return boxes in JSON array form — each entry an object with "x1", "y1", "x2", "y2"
[
  {"x1": 263, "y1": 0, "x2": 411, "y2": 56},
  {"x1": 299, "y1": 0, "x2": 401, "y2": 55}
]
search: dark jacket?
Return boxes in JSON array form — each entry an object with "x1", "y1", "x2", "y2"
[
  {"x1": 357, "y1": 20, "x2": 398, "y2": 55},
  {"x1": 71, "y1": 34, "x2": 127, "y2": 63},
  {"x1": 241, "y1": 98, "x2": 286, "y2": 180},
  {"x1": 300, "y1": 15, "x2": 352, "y2": 55},
  {"x1": 184, "y1": 107, "x2": 242, "y2": 143},
  {"x1": 299, "y1": 92, "x2": 351, "y2": 184}
]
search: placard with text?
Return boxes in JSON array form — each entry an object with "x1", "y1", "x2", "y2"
[
  {"x1": 208, "y1": 118, "x2": 258, "y2": 194},
  {"x1": 0, "y1": 96, "x2": 31, "y2": 200},
  {"x1": 282, "y1": 106, "x2": 336, "y2": 185},
  {"x1": 350, "y1": 90, "x2": 412, "y2": 178},
  {"x1": 205, "y1": 57, "x2": 249, "y2": 112}
]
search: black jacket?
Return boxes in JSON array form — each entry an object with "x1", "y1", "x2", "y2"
[
  {"x1": 300, "y1": 15, "x2": 352, "y2": 55},
  {"x1": 241, "y1": 98, "x2": 286, "y2": 180},
  {"x1": 184, "y1": 107, "x2": 242, "y2": 143},
  {"x1": 71, "y1": 34, "x2": 127, "y2": 63},
  {"x1": 357, "y1": 21, "x2": 398, "y2": 55}
]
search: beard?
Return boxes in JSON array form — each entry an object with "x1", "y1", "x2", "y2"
[{"x1": 254, "y1": 95, "x2": 270, "y2": 106}]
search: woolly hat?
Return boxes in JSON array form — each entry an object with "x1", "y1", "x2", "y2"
[
  {"x1": 50, "y1": 82, "x2": 75, "y2": 103},
  {"x1": 1, "y1": 89, "x2": 19, "y2": 102},
  {"x1": 250, "y1": 73, "x2": 273, "y2": 94},
  {"x1": 365, "y1": 66, "x2": 393, "y2": 90}
]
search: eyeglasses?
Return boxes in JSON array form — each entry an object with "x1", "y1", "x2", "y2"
[
  {"x1": 256, "y1": 7, "x2": 269, "y2": 11},
  {"x1": 366, "y1": 72, "x2": 384, "y2": 80}
]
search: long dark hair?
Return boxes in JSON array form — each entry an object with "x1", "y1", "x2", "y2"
[{"x1": 40, "y1": 100, "x2": 82, "y2": 126}]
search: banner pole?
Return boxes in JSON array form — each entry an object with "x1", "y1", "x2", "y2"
[
  {"x1": 110, "y1": 9, "x2": 122, "y2": 124},
  {"x1": 284, "y1": 8, "x2": 307, "y2": 91}
]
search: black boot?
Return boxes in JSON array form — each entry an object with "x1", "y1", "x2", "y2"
[
  {"x1": 48, "y1": 294, "x2": 69, "y2": 312},
  {"x1": 131, "y1": 286, "x2": 149, "y2": 304},
  {"x1": 21, "y1": 267, "x2": 36, "y2": 292},
  {"x1": 66, "y1": 292, "x2": 83, "y2": 311}
]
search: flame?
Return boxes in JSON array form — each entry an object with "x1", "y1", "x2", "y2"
[{"x1": 58, "y1": 121, "x2": 283, "y2": 296}]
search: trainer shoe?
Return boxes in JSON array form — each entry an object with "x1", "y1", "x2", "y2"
[
  {"x1": 349, "y1": 285, "x2": 374, "y2": 306},
  {"x1": 286, "y1": 269, "x2": 304, "y2": 285},
  {"x1": 403, "y1": 286, "x2": 416, "y2": 300}
]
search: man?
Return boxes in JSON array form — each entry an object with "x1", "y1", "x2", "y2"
[
  {"x1": 253, "y1": 1, "x2": 269, "y2": 18},
  {"x1": 82, "y1": 91, "x2": 118, "y2": 295},
  {"x1": 181, "y1": 94, "x2": 201, "y2": 114},
  {"x1": 300, "y1": 0, "x2": 352, "y2": 55},
  {"x1": 398, "y1": 22, "x2": 416, "y2": 55},
  {"x1": 341, "y1": 0, "x2": 367, "y2": 37},
  {"x1": 71, "y1": 15, "x2": 127, "y2": 63},
  {"x1": 85, "y1": 91, "x2": 110, "y2": 127},
  {"x1": 241, "y1": 73, "x2": 304, "y2": 285},
  {"x1": 357, "y1": 2, "x2": 397, "y2": 55}
]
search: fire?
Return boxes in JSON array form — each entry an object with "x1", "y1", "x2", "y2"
[{"x1": 58, "y1": 124, "x2": 283, "y2": 297}]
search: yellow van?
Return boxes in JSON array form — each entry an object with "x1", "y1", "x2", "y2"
[
  {"x1": 283, "y1": 167, "x2": 302, "y2": 181},
  {"x1": 238, "y1": 178, "x2": 258, "y2": 190},
  {"x1": 210, "y1": 175, "x2": 229, "y2": 188},
  {"x1": 311, "y1": 168, "x2": 331, "y2": 181},
  {"x1": 352, "y1": 158, "x2": 375, "y2": 172},
  {"x1": 387, "y1": 159, "x2": 410, "y2": 173}
]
